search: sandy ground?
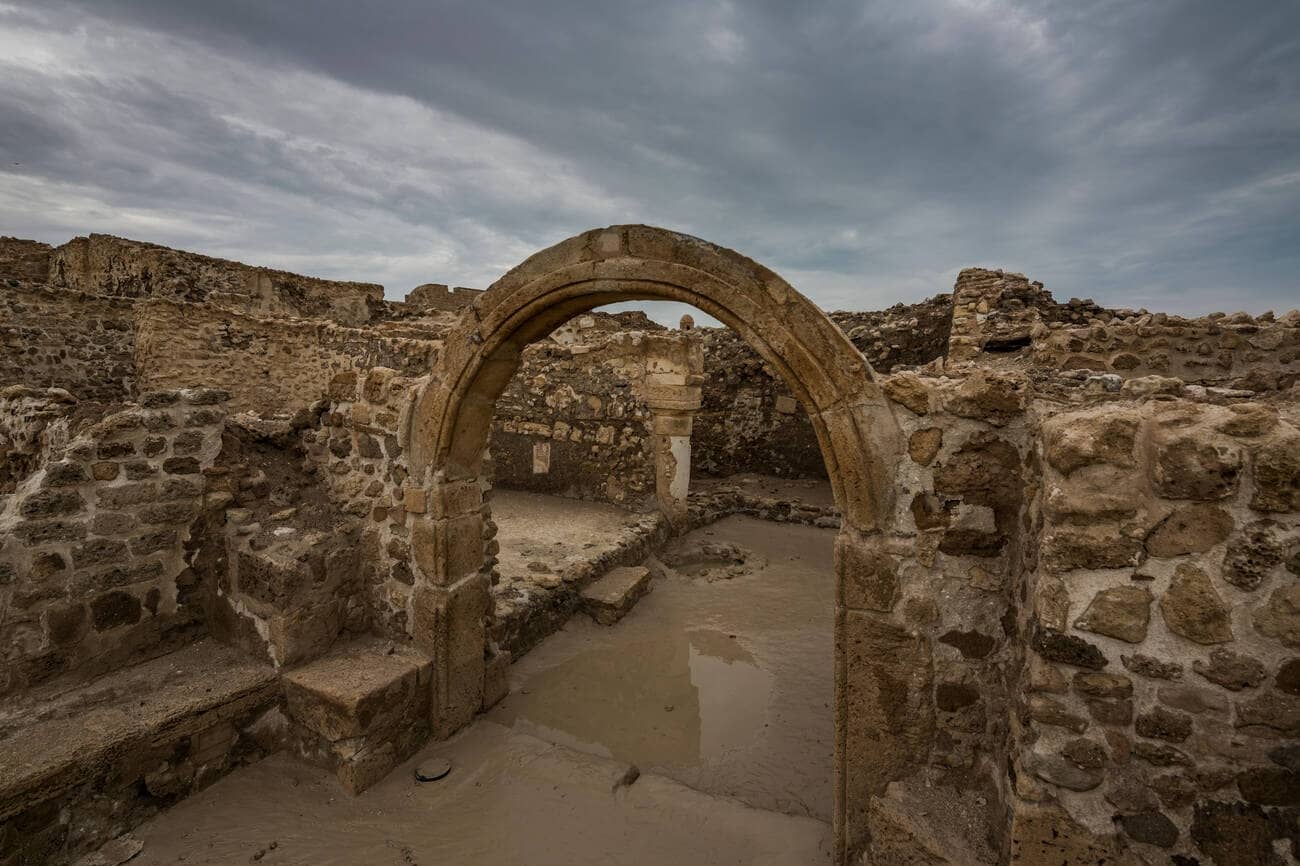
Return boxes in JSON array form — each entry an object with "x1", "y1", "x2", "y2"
[
  {"x1": 126, "y1": 514, "x2": 836, "y2": 866},
  {"x1": 492, "y1": 489, "x2": 645, "y2": 585}
]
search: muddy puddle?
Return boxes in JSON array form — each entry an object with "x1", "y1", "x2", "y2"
[
  {"x1": 126, "y1": 514, "x2": 835, "y2": 866},
  {"x1": 489, "y1": 514, "x2": 836, "y2": 821}
]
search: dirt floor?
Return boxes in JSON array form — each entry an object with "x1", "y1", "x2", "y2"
[
  {"x1": 126, "y1": 513, "x2": 836, "y2": 866},
  {"x1": 491, "y1": 489, "x2": 645, "y2": 588},
  {"x1": 691, "y1": 473, "x2": 837, "y2": 510}
]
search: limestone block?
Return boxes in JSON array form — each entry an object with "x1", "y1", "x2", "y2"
[
  {"x1": 580, "y1": 565, "x2": 653, "y2": 625},
  {"x1": 1144, "y1": 504, "x2": 1233, "y2": 557},
  {"x1": 1074, "y1": 585, "x2": 1153, "y2": 643},
  {"x1": 1222, "y1": 519, "x2": 1287, "y2": 590},
  {"x1": 836, "y1": 531, "x2": 900, "y2": 613},
  {"x1": 1160, "y1": 563, "x2": 1233, "y2": 644},
  {"x1": 1043, "y1": 407, "x2": 1140, "y2": 475},
  {"x1": 840, "y1": 611, "x2": 934, "y2": 853},
  {"x1": 1040, "y1": 523, "x2": 1143, "y2": 573},
  {"x1": 1251, "y1": 429, "x2": 1300, "y2": 512},
  {"x1": 283, "y1": 640, "x2": 432, "y2": 743},
  {"x1": 1254, "y1": 583, "x2": 1300, "y2": 648},
  {"x1": 1150, "y1": 430, "x2": 1242, "y2": 500}
]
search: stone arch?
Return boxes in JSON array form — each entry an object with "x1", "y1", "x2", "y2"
[{"x1": 403, "y1": 225, "x2": 902, "y2": 862}]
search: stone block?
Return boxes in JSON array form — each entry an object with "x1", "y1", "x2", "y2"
[
  {"x1": 283, "y1": 639, "x2": 432, "y2": 744},
  {"x1": 580, "y1": 565, "x2": 653, "y2": 625}
]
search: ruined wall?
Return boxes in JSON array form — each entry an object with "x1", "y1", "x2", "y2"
[
  {"x1": 492, "y1": 327, "x2": 656, "y2": 504},
  {"x1": 134, "y1": 300, "x2": 445, "y2": 415},
  {"x1": 405, "y1": 283, "x2": 484, "y2": 312},
  {"x1": 0, "y1": 388, "x2": 228, "y2": 696},
  {"x1": 1013, "y1": 394, "x2": 1300, "y2": 864},
  {"x1": 951, "y1": 267, "x2": 1300, "y2": 393},
  {"x1": 693, "y1": 298, "x2": 953, "y2": 479},
  {"x1": 0, "y1": 284, "x2": 137, "y2": 403},
  {"x1": 0, "y1": 238, "x2": 52, "y2": 283},
  {"x1": 48, "y1": 234, "x2": 383, "y2": 325},
  {"x1": 303, "y1": 367, "x2": 426, "y2": 642},
  {"x1": 199, "y1": 418, "x2": 367, "y2": 669},
  {"x1": 1032, "y1": 312, "x2": 1300, "y2": 389},
  {"x1": 840, "y1": 367, "x2": 1033, "y2": 864}
]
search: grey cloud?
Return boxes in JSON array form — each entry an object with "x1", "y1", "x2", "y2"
[{"x1": 1, "y1": 0, "x2": 1297, "y2": 318}]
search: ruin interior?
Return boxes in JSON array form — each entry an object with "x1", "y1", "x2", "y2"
[{"x1": 1, "y1": 225, "x2": 1298, "y2": 865}]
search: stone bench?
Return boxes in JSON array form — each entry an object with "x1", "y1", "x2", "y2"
[{"x1": 0, "y1": 640, "x2": 280, "y2": 866}]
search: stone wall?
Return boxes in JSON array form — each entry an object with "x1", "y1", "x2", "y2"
[
  {"x1": 405, "y1": 283, "x2": 484, "y2": 312},
  {"x1": 48, "y1": 234, "x2": 384, "y2": 325},
  {"x1": 1031, "y1": 312, "x2": 1300, "y2": 389},
  {"x1": 134, "y1": 299, "x2": 445, "y2": 416},
  {"x1": 950, "y1": 267, "x2": 1300, "y2": 393},
  {"x1": 840, "y1": 367, "x2": 1034, "y2": 863},
  {"x1": 304, "y1": 366, "x2": 425, "y2": 642},
  {"x1": 0, "y1": 388, "x2": 228, "y2": 696},
  {"x1": 491, "y1": 324, "x2": 669, "y2": 505},
  {"x1": 693, "y1": 298, "x2": 952, "y2": 479},
  {"x1": 0, "y1": 284, "x2": 137, "y2": 403},
  {"x1": 0, "y1": 237, "x2": 52, "y2": 283},
  {"x1": 1014, "y1": 394, "x2": 1300, "y2": 864}
]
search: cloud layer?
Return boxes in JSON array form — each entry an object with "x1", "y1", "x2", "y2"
[{"x1": 2, "y1": 0, "x2": 1298, "y2": 320}]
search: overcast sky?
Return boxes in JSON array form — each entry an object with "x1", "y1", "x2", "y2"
[{"x1": 1, "y1": 1, "x2": 1298, "y2": 324}]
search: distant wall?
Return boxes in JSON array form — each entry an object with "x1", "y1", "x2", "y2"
[
  {"x1": 134, "y1": 300, "x2": 444, "y2": 415},
  {"x1": 0, "y1": 284, "x2": 137, "y2": 403},
  {"x1": 404, "y1": 283, "x2": 484, "y2": 313},
  {"x1": 490, "y1": 323, "x2": 691, "y2": 505},
  {"x1": 0, "y1": 237, "x2": 52, "y2": 283},
  {"x1": 49, "y1": 234, "x2": 384, "y2": 325},
  {"x1": 692, "y1": 298, "x2": 953, "y2": 479}
]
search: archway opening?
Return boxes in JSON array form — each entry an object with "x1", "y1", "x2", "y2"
[
  {"x1": 404, "y1": 225, "x2": 901, "y2": 864},
  {"x1": 474, "y1": 293, "x2": 843, "y2": 828}
]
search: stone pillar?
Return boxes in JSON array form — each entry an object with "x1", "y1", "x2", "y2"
[
  {"x1": 642, "y1": 331, "x2": 703, "y2": 530},
  {"x1": 649, "y1": 406, "x2": 696, "y2": 528},
  {"x1": 407, "y1": 477, "x2": 490, "y2": 738}
]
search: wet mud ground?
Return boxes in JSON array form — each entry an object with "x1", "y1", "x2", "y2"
[{"x1": 128, "y1": 515, "x2": 835, "y2": 865}]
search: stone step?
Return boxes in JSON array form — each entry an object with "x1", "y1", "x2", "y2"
[
  {"x1": 580, "y1": 565, "x2": 653, "y2": 625},
  {"x1": 282, "y1": 637, "x2": 432, "y2": 794}
]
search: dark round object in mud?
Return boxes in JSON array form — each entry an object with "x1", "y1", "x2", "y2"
[{"x1": 414, "y1": 758, "x2": 452, "y2": 782}]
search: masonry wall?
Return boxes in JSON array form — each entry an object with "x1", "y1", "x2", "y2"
[
  {"x1": 134, "y1": 300, "x2": 444, "y2": 415},
  {"x1": 304, "y1": 367, "x2": 425, "y2": 642},
  {"x1": 491, "y1": 331, "x2": 657, "y2": 505},
  {"x1": 693, "y1": 298, "x2": 953, "y2": 479},
  {"x1": 0, "y1": 284, "x2": 137, "y2": 403},
  {"x1": 839, "y1": 367, "x2": 1034, "y2": 863},
  {"x1": 0, "y1": 238, "x2": 52, "y2": 283},
  {"x1": 49, "y1": 234, "x2": 384, "y2": 325},
  {"x1": 1012, "y1": 395, "x2": 1300, "y2": 864},
  {"x1": 0, "y1": 388, "x2": 228, "y2": 696}
]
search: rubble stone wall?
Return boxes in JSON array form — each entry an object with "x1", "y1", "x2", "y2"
[
  {"x1": 693, "y1": 299, "x2": 953, "y2": 479},
  {"x1": 491, "y1": 327, "x2": 661, "y2": 505},
  {"x1": 1014, "y1": 395, "x2": 1300, "y2": 864},
  {"x1": 952, "y1": 267, "x2": 1300, "y2": 393},
  {"x1": 0, "y1": 237, "x2": 52, "y2": 283},
  {"x1": 48, "y1": 234, "x2": 384, "y2": 325},
  {"x1": 304, "y1": 366, "x2": 425, "y2": 642},
  {"x1": 134, "y1": 300, "x2": 444, "y2": 415},
  {"x1": 0, "y1": 388, "x2": 228, "y2": 696},
  {"x1": 0, "y1": 284, "x2": 137, "y2": 403}
]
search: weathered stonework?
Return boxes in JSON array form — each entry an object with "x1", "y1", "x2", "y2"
[{"x1": 1, "y1": 231, "x2": 1297, "y2": 866}]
